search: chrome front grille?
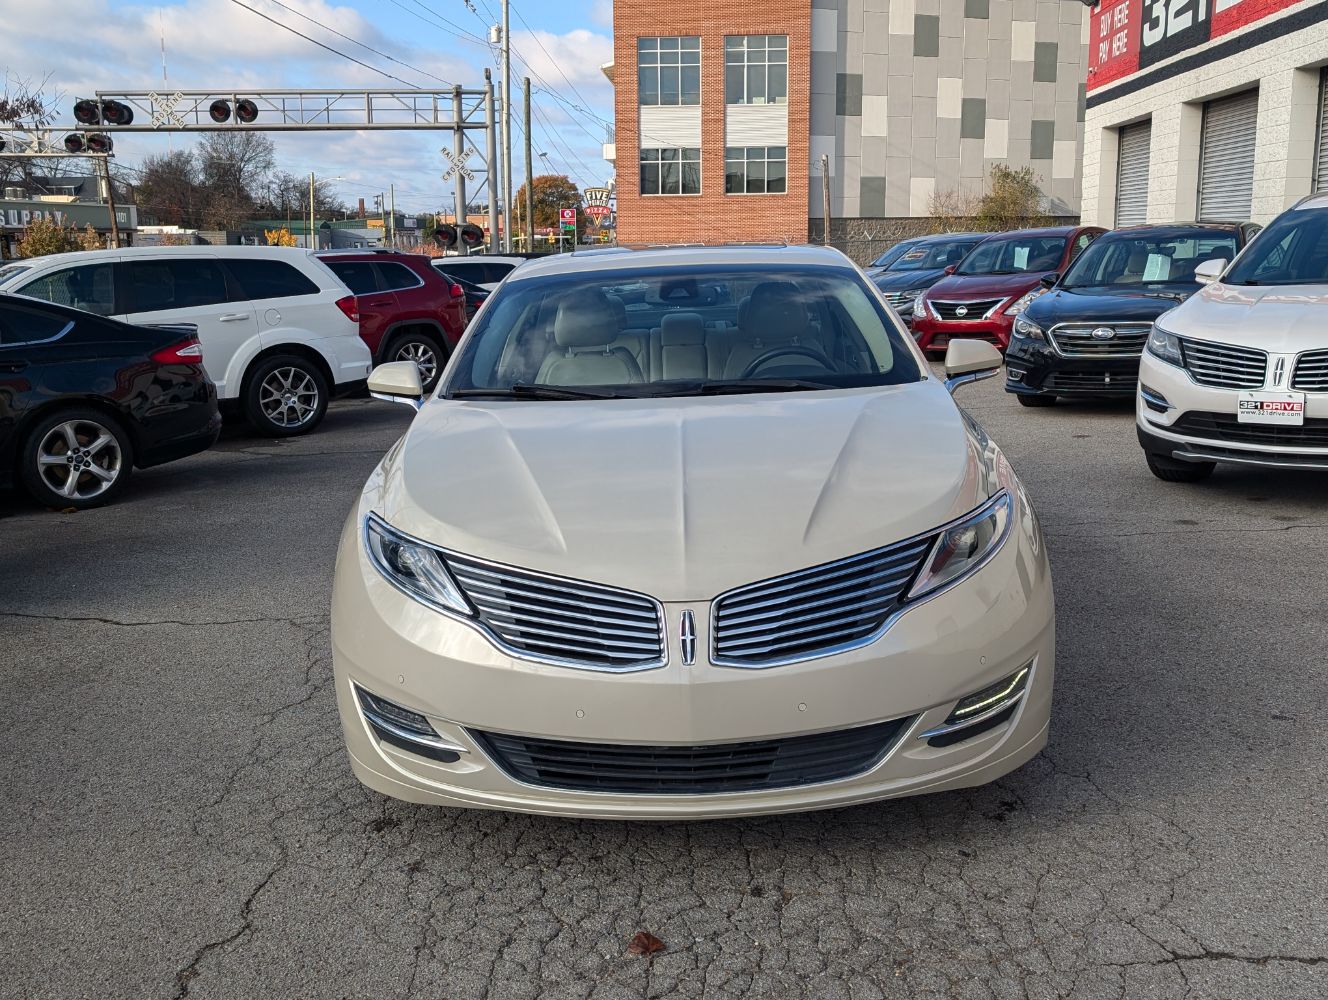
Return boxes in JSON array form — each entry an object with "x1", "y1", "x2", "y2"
[
  {"x1": 711, "y1": 537, "x2": 934, "y2": 667},
  {"x1": 880, "y1": 290, "x2": 913, "y2": 308},
  {"x1": 446, "y1": 555, "x2": 665, "y2": 670},
  {"x1": 1292, "y1": 349, "x2": 1328, "y2": 391},
  {"x1": 1049, "y1": 323, "x2": 1151, "y2": 358},
  {"x1": 1179, "y1": 338, "x2": 1266, "y2": 389},
  {"x1": 931, "y1": 299, "x2": 1002, "y2": 321}
]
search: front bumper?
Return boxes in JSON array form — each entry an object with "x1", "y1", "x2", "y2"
[
  {"x1": 331, "y1": 501, "x2": 1056, "y2": 820},
  {"x1": 913, "y1": 315, "x2": 1013, "y2": 353},
  {"x1": 1136, "y1": 352, "x2": 1328, "y2": 469},
  {"x1": 1005, "y1": 339, "x2": 1139, "y2": 398}
]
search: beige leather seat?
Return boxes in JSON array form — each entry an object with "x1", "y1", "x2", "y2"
[
  {"x1": 536, "y1": 289, "x2": 643, "y2": 386},
  {"x1": 654, "y1": 312, "x2": 707, "y2": 380},
  {"x1": 723, "y1": 282, "x2": 814, "y2": 378}
]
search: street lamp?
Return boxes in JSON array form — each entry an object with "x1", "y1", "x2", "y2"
[{"x1": 310, "y1": 173, "x2": 344, "y2": 249}]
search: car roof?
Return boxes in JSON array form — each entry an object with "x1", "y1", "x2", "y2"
[
  {"x1": 15, "y1": 245, "x2": 324, "y2": 268},
  {"x1": 977, "y1": 225, "x2": 1083, "y2": 240},
  {"x1": 1107, "y1": 222, "x2": 1245, "y2": 233},
  {"x1": 317, "y1": 250, "x2": 431, "y2": 263},
  {"x1": 432, "y1": 254, "x2": 529, "y2": 265},
  {"x1": 903, "y1": 232, "x2": 987, "y2": 244},
  {"x1": 509, "y1": 243, "x2": 856, "y2": 281}
]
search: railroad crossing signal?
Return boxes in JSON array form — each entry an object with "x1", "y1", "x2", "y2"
[{"x1": 441, "y1": 147, "x2": 476, "y2": 183}]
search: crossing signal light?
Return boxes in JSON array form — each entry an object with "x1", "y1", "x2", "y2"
[
  {"x1": 433, "y1": 223, "x2": 458, "y2": 248},
  {"x1": 236, "y1": 99, "x2": 259, "y2": 123},
  {"x1": 209, "y1": 100, "x2": 231, "y2": 123},
  {"x1": 459, "y1": 223, "x2": 484, "y2": 249},
  {"x1": 73, "y1": 100, "x2": 99, "y2": 125},
  {"x1": 72, "y1": 100, "x2": 134, "y2": 126},
  {"x1": 63, "y1": 133, "x2": 113, "y2": 154},
  {"x1": 207, "y1": 99, "x2": 257, "y2": 124}
]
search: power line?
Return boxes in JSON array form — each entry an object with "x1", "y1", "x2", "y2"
[
  {"x1": 227, "y1": 0, "x2": 422, "y2": 88},
  {"x1": 509, "y1": 3, "x2": 599, "y2": 119}
]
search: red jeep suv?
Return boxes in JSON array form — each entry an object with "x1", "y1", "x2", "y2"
[
  {"x1": 912, "y1": 225, "x2": 1104, "y2": 353},
  {"x1": 318, "y1": 251, "x2": 467, "y2": 389}
]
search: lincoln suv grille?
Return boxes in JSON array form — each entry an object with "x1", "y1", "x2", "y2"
[
  {"x1": 1049, "y1": 323, "x2": 1151, "y2": 358},
  {"x1": 1292, "y1": 349, "x2": 1328, "y2": 392},
  {"x1": 446, "y1": 555, "x2": 665, "y2": 670},
  {"x1": 1179, "y1": 338, "x2": 1266, "y2": 389},
  {"x1": 711, "y1": 537, "x2": 933, "y2": 666},
  {"x1": 931, "y1": 299, "x2": 1002, "y2": 321},
  {"x1": 471, "y1": 718, "x2": 912, "y2": 794}
]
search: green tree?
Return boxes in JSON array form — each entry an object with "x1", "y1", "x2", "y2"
[
  {"x1": 974, "y1": 165, "x2": 1051, "y2": 232},
  {"x1": 513, "y1": 174, "x2": 584, "y2": 244}
]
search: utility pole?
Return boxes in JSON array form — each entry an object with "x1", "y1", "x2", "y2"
[
  {"x1": 501, "y1": 0, "x2": 513, "y2": 253},
  {"x1": 452, "y1": 86, "x2": 467, "y2": 251},
  {"x1": 389, "y1": 184, "x2": 396, "y2": 246},
  {"x1": 524, "y1": 76, "x2": 534, "y2": 255},
  {"x1": 309, "y1": 171, "x2": 315, "y2": 249},
  {"x1": 101, "y1": 157, "x2": 121, "y2": 248},
  {"x1": 485, "y1": 69, "x2": 499, "y2": 253},
  {"x1": 820, "y1": 155, "x2": 831, "y2": 246}
]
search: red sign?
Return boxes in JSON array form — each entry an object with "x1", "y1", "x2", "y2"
[
  {"x1": 559, "y1": 207, "x2": 576, "y2": 226},
  {"x1": 584, "y1": 204, "x2": 611, "y2": 218},
  {"x1": 1089, "y1": 0, "x2": 1302, "y2": 91}
]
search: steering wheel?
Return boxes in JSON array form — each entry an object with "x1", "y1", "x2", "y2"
[{"x1": 738, "y1": 345, "x2": 836, "y2": 379}]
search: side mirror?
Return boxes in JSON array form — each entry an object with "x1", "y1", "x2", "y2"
[
  {"x1": 1039, "y1": 272, "x2": 1059, "y2": 289},
  {"x1": 943, "y1": 340, "x2": 1003, "y2": 394},
  {"x1": 1194, "y1": 258, "x2": 1227, "y2": 285},
  {"x1": 368, "y1": 360, "x2": 425, "y2": 411},
  {"x1": 943, "y1": 264, "x2": 957, "y2": 275}
]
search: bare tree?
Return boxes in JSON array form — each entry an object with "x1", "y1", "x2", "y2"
[{"x1": 0, "y1": 74, "x2": 63, "y2": 193}]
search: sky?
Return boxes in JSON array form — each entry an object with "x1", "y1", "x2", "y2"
[{"x1": 0, "y1": 0, "x2": 616, "y2": 215}]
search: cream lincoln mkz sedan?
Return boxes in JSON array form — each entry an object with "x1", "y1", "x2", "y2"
[{"x1": 331, "y1": 245, "x2": 1055, "y2": 819}]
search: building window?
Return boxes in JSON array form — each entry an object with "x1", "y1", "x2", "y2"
[
  {"x1": 725, "y1": 36, "x2": 788, "y2": 106},
  {"x1": 638, "y1": 37, "x2": 700, "y2": 106},
  {"x1": 724, "y1": 146, "x2": 787, "y2": 194},
  {"x1": 640, "y1": 148, "x2": 701, "y2": 195}
]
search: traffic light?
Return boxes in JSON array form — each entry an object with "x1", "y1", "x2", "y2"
[
  {"x1": 459, "y1": 223, "x2": 484, "y2": 249},
  {"x1": 207, "y1": 99, "x2": 259, "y2": 124},
  {"x1": 73, "y1": 100, "x2": 133, "y2": 126},
  {"x1": 63, "y1": 133, "x2": 113, "y2": 154},
  {"x1": 433, "y1": 224, "x2": 458, "y2": 248}
]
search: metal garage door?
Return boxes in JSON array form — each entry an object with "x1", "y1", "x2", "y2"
[
  {"x1": 1115, "y1": 121, "x2": 1151, "y2": 226},
  {"x1": 1198, "y1": 90, "x2": 1258, "y2": 221},
  {"x1": 1315, "y1": 70, "x2": 1328, "y2": 192}
]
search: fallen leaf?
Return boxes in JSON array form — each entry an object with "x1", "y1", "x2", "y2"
[{"x1": 626, "y1": 931, "x2": 665, "y2": 957}]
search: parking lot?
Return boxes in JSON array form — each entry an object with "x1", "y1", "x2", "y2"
[{"x1": 2, "y1": 380, "x2": 1325, "y2": 1000}]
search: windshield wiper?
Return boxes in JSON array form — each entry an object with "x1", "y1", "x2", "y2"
[
  {"x1": 675, "y1": 378, "x2": 841, "y2": 396},
  {"x1": 450, "y1": 382, "x2": 631, "y2": 400}
]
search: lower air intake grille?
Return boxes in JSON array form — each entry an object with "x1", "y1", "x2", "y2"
[
  {"x1": 1172, "y1": 412, "x2": 1328, "y2": 448},
  {"x1": 1044, "y1": 371, "x2": 1138, "y2": 392},
  {"x1": 471, "y1": 718, "x2": 911, "y2": 794}
]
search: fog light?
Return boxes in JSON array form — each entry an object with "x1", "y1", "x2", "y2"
[
  {"x1": 1006, "y1": 368, "x2": 1026, "y2": 382},
  {"x1": 355, "y1": 684, "x2": 462, "y2": 762},
  {"x1": 1139, "y1": 384, "x2": 1173, "y2": 413},
  {"x1": 920, "y1": 664, "x2": 1031, "y2": 748}
]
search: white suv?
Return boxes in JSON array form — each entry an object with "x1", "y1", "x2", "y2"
[
  {"x1": 0, "y1": 246, "x2": 371, "y2": 436},
  {"x1": 1137, "y1": 195, "x2": 1328, "y2": 481}
]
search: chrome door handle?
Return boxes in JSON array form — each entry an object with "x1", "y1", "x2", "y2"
[{"x1": 219, "y1": 313, "x2": 250, "y2": 322}]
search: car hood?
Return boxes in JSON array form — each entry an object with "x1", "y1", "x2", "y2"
[
  {"x1": 1161, "y1": 281, "x2": 1328, "y2": 352},
  {"x1": 1025, "y1": 286, "x2": 1191, "y2": 327},
  {"x1": 871, "y1": 268, "x2": 947, "y2": 291},
  {"x1": 923, "y1": 272, "x2": 1046, "y2": 303},
  {"x1": 369, "y1": 383, "x2": 996, "y2": 601}
]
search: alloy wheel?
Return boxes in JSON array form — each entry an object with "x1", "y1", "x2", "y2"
[
  {"x1": 36, "y1": 419, "x2": 124, "y2": 501},
  {"x1": 395, "y1": 341, "x2": 438, "y2": 386},
  {"x1": 258, "y1": 366, "x2": 321, "y2": 428}
]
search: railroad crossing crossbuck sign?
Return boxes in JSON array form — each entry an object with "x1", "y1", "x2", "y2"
[{"x1": 441, "y1": 147, "x2": 476, "y2": 183}]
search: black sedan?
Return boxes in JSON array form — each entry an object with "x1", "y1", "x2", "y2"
[
  {"x1": 0, "y1": 295, "x2": 221, "y2": 508},
  {"x1": 1005, "y1": 222, "x2": 1261, "y2": 406},
  {"x1": 866, "y1": 233, "x2": 987, "y2": 324}
]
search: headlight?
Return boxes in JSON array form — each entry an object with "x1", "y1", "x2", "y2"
[
  {"x1": 908, "y1": 491, "x2": 1013, "y2": 600},
  {"x1": 1003, "y1": 288, "x2": 1045, "y2": 317},
  {"x1": 363, "y1": 514, "x2": 472, "y2": 616},
  {"x1": 1011, "y1": 316, "x2": 1045, "y2": 341},
  {"x1": 1146, "y1": 324, "x2": 1183, "y2": 366}
]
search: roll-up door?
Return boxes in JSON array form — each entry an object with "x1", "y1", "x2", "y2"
[
  {"x1": 1198, "y1": 90, "x2": 1258, "y2": 221},
  {"x1": 1315, "y1": 70, "x2": 1328, "y2": 193},
  {"x1": 1115, "y1": 120, "x2": 1151, "y2": 226}
]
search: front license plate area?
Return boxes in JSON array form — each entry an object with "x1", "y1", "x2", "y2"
[{"x1": 1238, "y1": 391, "x2": 1305, "y2": 426}]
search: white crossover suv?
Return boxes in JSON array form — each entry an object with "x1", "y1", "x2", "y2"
[
  {"x1": 332, "y1": 245, "x2": 1055, "y2": 819},
  {"x1": 0, "y1": 246, "x2": 371, "y2": 435},
  {"x1": 1137, "y1": 196, "x2": 1328, "y2": 481}
]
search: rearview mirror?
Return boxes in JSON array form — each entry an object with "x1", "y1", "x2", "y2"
[
  {"x1": 943, "y1": 340, "x2": 1003, "y2": 395},
  {"x1": 1194, "y1": 258, "x2": 1227, "y2": 285},
  {"x1": 368, "y1": 360, "x2": 425, "y2": 411},
  {"x1": 1039, "y1": 272, "x2": 1059, "y2": 289}
]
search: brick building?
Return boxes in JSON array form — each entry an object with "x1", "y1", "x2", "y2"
[
  {"x1": 1082, "y1": 0, "x2": 1328, "y2": 228},
  {"x1": 605, "y1": 0, "x2": 1090, "y2": 246}
]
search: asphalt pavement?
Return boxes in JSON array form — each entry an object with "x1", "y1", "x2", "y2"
[{"x1": 1, "y1": 383, "x2": 1325, "y2": 1000}]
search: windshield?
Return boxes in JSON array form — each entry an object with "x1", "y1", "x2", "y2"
[
  {"x1": 957, "y1": 235, "x2": 1066, "y2": 276},
  {"x1": 880, "y1": 239, "x2": 980, "y2": 273},
  {"x1": 1062, "y1": 230, "x2": 1238, "y2": 290},
  {"x1": 1225, "y1": 207, "x2": 1328, "y2": 286},
  {"x1": 868, "y1": 242, "x2": 918, "y2": 269},
  {"x1": 444, "y1": 264, "x2": 924, "y2": 398}
]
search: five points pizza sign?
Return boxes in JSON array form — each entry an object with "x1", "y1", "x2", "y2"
[{"x1": 1088, "y1": 0, "x2": 1302, "y2": 91}]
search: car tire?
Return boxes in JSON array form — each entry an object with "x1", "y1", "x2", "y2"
[
  {"x1": 243, "y1": 354, "x2": 329, "y2": 437},
  {"x1": 386, "y1": 331, "x2": 447, "y2": 391},
  {"x1": 19, "y1": 407, "x2": 134, "y2": 509},
  {"x1": 1146, "y1": 452, "x2": 1215, "y2": 483},
  {"x1": 1016, "y1": 393, "x2": 1056, "y2": 407}
]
